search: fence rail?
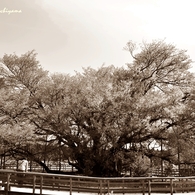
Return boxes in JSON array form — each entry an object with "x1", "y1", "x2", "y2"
[
  {"x1": 1, "y1": 169, "x2": 195, "y2": 195},
  {"x1": 0, "y1": 163, "x2": 76, "y2": 173}
]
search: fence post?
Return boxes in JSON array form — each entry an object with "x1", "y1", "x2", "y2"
[
  {"x1": 170, "y1": 178, "x2": 173, "y2": 195},
  {"x1": 5, "y1": 173, "x2": 10, "y2": 195},
  {"x1": 107, "y1": 179, "x2": 110, "y2": 193},
  {"x1": 40, "y1": 176, "x2": 43, "y2": 195},
  {"x1": 33, "y1": 175, "x2": 36, "y2": 194},
  {"x1": 182, "y1": 178, "x2": 184, "y2": 193},
  {"x1": 70, "y1": 178, "x2": 72, "y2": 195},
  {"x1": 99, "y1": 179, "x2": 102, "y2": 195},
  {"x1": 78, "y1": 177, "x2": 80, "y2": 193},
  {"x1": 142, "y1": 179, "x2": 145, "y2": 195},
  {"x1": 122, "y1": 179, "x2": 124, "y2": 194},
  {"x1": 148, "y1": 179, "x2": 151, "y2": 195}
]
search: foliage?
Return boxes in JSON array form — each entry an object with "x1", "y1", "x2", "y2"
[{"x1": 0, "y1": 40, "x2": 195, "y2": 176}]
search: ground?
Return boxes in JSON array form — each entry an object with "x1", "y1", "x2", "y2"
[{"x1": 7, "y1": 187, "x2": 195, "y2": 195}]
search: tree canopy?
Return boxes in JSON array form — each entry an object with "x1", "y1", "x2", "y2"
[{"x1": 0, "y1": 40, "x2": 195, "y2": 176}]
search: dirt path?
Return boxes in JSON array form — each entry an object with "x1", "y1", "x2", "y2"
[{"x1": 8, "y1": 187, "x2": 195, "y2": 195}]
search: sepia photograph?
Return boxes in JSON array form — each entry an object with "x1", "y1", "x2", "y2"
[{"x1": 0, "y1": 0, "x2": 195, "y2": 194}]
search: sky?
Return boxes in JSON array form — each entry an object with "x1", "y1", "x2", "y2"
[{"x1": 0, "y1": 0, "x2": 195, "y2": 75}]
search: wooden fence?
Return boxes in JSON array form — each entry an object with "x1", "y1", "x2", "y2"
[
  {"x1": 1, "y1": 169, "x2": 195, "y2": 195},
  {"x1": 1, "y1": 162, "x2": 76, "y2": 173}
]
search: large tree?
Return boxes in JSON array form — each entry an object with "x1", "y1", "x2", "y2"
[{"x1": 0, "y1": 40, "x2": 194, "y2": 176}]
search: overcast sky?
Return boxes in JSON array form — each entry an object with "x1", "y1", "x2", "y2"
[{"x1": 0, "y1": 0, "x2": 195, "y2": 75}]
